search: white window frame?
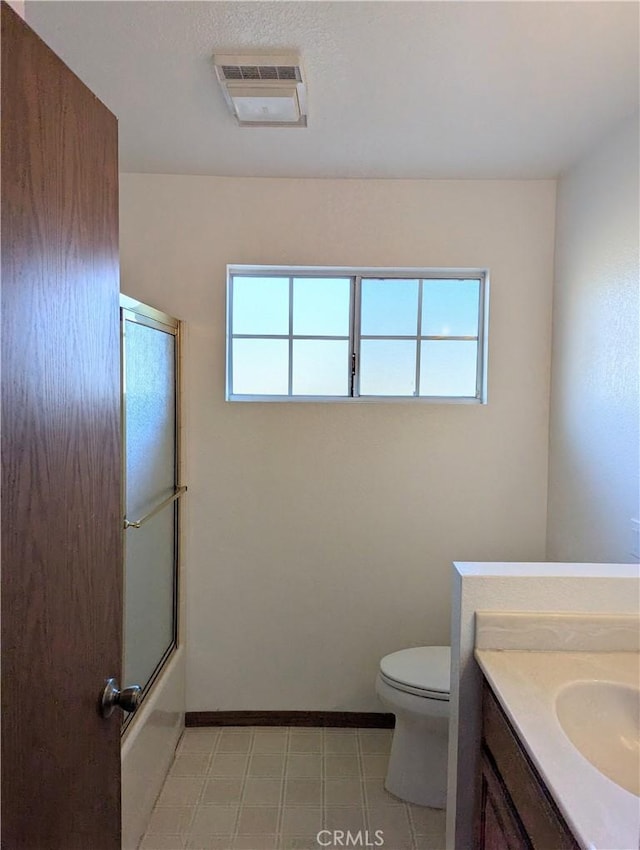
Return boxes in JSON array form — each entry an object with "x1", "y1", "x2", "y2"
[{"x1": 226, "y1": 266, "x2": 489, "y2": 403}]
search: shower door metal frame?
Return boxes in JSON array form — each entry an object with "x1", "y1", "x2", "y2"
[{"x1": 120, "y1": 295, "x2": 182, "y2": 730}]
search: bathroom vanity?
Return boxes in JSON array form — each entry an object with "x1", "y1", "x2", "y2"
[
  {"x1": 448, "y1": 564, "x2": 640, "y2": 850},
  {"x1": 478, "y1": 678, "x2": 579, "y2": 850},
  {"x1": 474, "y1": 646, "x2": 640, "y2": 850}
]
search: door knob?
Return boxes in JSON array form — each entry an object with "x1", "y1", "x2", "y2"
[{"x1": 100, "y1": 678, "x2": 142, "y2": 718}]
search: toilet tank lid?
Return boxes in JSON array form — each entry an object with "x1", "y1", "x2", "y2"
[{"x1": 379, "y1": 646, "x2": 451, "y2": 694}]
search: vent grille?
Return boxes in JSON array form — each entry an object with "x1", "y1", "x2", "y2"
[{"x1": 221, "y1": 64, "x2": 302, "y2": 83}]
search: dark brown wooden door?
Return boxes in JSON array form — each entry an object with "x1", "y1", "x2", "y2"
[{"x1": 1, "y1": 4, "x2": 122, "y2": 848}]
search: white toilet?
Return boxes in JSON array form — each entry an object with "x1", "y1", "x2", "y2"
[{"x1": 375, "y1": 645, "x2": 451, "y2": 808}]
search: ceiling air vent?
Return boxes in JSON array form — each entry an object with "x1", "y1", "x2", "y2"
[
  {"x1": 219, "y1": 65, "x2": 302, "y2": 83},
  {"x1": 213, "y1": 52, "x2": 307, "y2": 127}
]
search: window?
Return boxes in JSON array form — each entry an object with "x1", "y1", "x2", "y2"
[{"x1": 227, "y1": 268, "x2": 488, "y2": 402}]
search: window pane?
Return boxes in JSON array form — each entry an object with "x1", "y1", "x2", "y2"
[
  {"x1": 420, "y1": 341, "x2": 477, "y2": 397},
  {"x1": 422, "y1": 279, "x2": 480, "y2": 337},
  {"x1": 232, "y1": 276, "x2": 289, "y2": 335},
  {"x1": 292, "y1": 340, "x2": 349, "y2": 396},
  {"x1": 361, "y1": 279, "x2": 419, "y2": 336},
  {"x1": 232, "y1": 338, "x2": 289, "y2": 395},
  {"x1": 359, "y1": 340, "x2": 416, "y2": 396},
  {"x1": 293, "y1": 278, "x2": 350, "y2": 336}
]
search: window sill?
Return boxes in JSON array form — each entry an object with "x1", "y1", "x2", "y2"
[{"x1": 226, "y1": 394, "x2": 486, "y2": 404}]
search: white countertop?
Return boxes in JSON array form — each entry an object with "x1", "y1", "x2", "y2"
[{"x1": 475, "y1": 649, "x2": 640, "y2": 850}]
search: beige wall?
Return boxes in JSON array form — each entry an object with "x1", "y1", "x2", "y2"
[
  {"x1": 547, "y1": 116, "x2": 640, "y2": 563},
  {"x1": 7, "y1": 0, "x2": 25, "y2": 19},
  {"x1": 119, "y1": 175, "x2": 556, "y2": 711}
]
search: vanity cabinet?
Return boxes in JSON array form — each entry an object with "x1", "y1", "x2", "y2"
[{"x1": 477, "y1": 679, "x2": 580, "y2": 850}]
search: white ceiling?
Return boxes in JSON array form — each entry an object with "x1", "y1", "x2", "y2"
[{"x1": 27, "y1": 1, "x2": 639, "y2": 179}]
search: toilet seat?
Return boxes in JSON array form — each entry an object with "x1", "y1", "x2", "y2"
[{"x1": 379, "y1": 646, "x2": 450, "y2": 701}]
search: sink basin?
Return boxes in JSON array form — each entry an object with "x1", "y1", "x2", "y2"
[{"x1": 555, "y1": 681, "x2": 640, "y2": 796}]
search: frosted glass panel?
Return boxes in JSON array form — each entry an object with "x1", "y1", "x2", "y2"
[
  {"x1": 361, "y1": 279, "x2": 419, "y2": 336},
  {"x1": 360, "y1": 340, "x2": 416, "y2": 396},
  {"x1": 293, "y1": 277, "x2": 350, "y2": 336},
  {"x1": 125, "y1": 321, "x2": 175, "y2": 518},
  {"x1": 232, "y1": 276, "x2": 289, "y2": 335},
  {"x1": 123, "y1": 506, "x2": 175, "y2": 688},
  {"x1": 420, "y1": 340, "x2": 477, "y2": 396},
  {"x1": 422, "y1": 279, "x2": 480, "y2": 336},
  {"x1": 232, "y1": 338, "x2": 289, "y2": 395},
  {"x1": 123, "y1": 312, "x2": 178, "y2": 700},
  {"x1": 292, "y1": 340, "x2": 349, "y2": 395}
]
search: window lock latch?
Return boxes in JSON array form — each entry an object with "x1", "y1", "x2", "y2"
[{"x1": 350, "y1": 351, "x2": 357, "y2": 396}]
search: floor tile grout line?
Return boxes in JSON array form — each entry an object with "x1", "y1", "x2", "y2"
[
  {"x1": 275, "y1": 725, "x2": 290, "y2": 841},
  {"x1": 179, "y1": 728, "x2": 219, "y2": 837},
  {"x1": 355, "y1": 728, "x2": 368, "y2": 834},
  {"x1": 194, "y1": 727, "x2": 219, "y2": 810},
  {"x1": 406, "y1": 799, "x2": 419, "y2": 850},
  {"x1": 232, "y1": 727, "x2": 257, "y2": 841},
  {"x1": 315, "y1": 728, "x2": 326, "y2": 819},
  {"x1": 180, "y1": 730, "x2": 207, "y2": 843},
  {"x1": 359, "y1": 728, "x2": 375, "y2": 819}
]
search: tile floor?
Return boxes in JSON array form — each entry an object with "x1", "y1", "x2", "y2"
[{"x1": 140, "y1": 726, "x2": 447, "y2": 850}]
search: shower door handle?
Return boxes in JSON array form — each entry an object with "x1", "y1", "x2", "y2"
[
  {"x1": 123, "y1": 486, "x2": 187, "y2": 530},
  {"x1": 100, "y1": 678, "x2": 142, "y2": 717}
]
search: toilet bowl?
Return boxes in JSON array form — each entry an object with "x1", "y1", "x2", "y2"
[{"x1": 375, "y1": 646, "x2": 450, "y2": 808}]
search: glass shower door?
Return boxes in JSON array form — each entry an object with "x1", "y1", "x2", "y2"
[{"x1": 121, "y1": 297, "x2": 181, "y2": 720}]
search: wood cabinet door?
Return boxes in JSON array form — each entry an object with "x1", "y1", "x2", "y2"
[
  {"x1": 479, "y1": 753, "x2": 532, "y2": 850},
  {"x1": 1, "y1": 3, "x2": 122, "y2": 847}
]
